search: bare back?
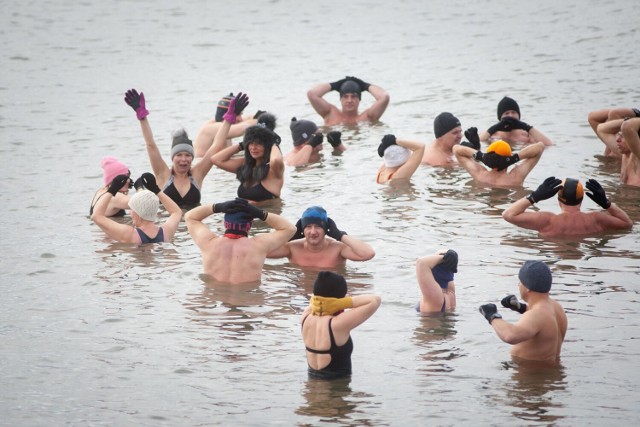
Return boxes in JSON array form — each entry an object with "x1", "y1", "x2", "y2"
[
  {"x1": 512, "y1": 299, "x2": 567, "y2": 364},
  {"x1": 201, "y1": 237, "x2": 266, "y2": 284}
]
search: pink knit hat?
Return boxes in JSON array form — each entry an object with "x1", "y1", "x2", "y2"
[{"x1": 101, "y1": 156, "x2": 130, "y2": 185}]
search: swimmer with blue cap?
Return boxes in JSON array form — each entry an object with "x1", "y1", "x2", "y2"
[{"x1": 415, "y1": 249, "x2": 458, "y2": 313}]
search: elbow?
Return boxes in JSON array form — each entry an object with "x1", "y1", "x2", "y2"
[{"x1": 502, "y1": 209, "x2": 514, "y2": 223}]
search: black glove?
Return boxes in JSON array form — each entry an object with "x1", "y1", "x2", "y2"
[
  {"x1": 377, "y1": 134, "x2": 397, "y2": 157},
  {"x1": 585, "y1": 178, "x2": 611, "y2": 209},
  {"x1": 309, "y1": 133, "x2": 324, "y2": 148},
  {"x1": 135, "y1": 172, "x2": 161, "y2": 194},
  {"x1": 327, "y1": 131, "x2": 342, "y2": 148},
  {"x1": 501, "y1": 153, "x2": 520, "y2": 169},
  {"x1": 439, "y1": 249, "x2": 458, "y2": 273},
  {"x1": 107, "y1": 174, "x2": 130, "y2": 196},
  {"x1": 515, "y1": 120, "x2": 533, "y2": 132},
  {"x1": 329, "y1": 77, "x2": 348, "y2": 91},
  {"x1": 290, "y1": 219, "x2": 305, "y2": 241},
  {"x1": 326, "y1": 218, "x2": 347, "y2": 241},
  {"x1": 480, "y1": 152, "x2": 501, "y2": 169},
  {"x1": 487, "y1": 117, "x2": 519, "y2": 134},
  {"x1": 232, "y1": 92, "x2": 250, "y2": 115},
  {"x1": 213, "y1": 200, "x2": 238, "y2": 214},
  {"x1": 233, "y1": 198, "x2": 268, "y2": 221},
  {"x1": 253, "y1": 110, "x2": 266, "y2": 119},
  {"x1": 501, "y1": 294, "x2": 527, "y2": 314},
  {"x1": 133, "y1": 176, "x2": 144, "y2": 191},
  {"x1": 473, "y1": 150, "x2": 484, "y2": 162},
  {"x1": 479, "y1": 303, "x2": 502, "y2": 324},
  {"x1": 487, "y1": 121, "x2": 505, "y2": 135},
  {"x1": 346, "y1": 75, "x2": 370, "y2": 91},
  {"x1": 462, "y1": 127, "x2": 480, "y2": 150},
  {"x1": 527, "y1": 176, "x2": 563, "y2": 204}
]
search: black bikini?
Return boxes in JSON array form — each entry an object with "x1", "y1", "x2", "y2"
[
  {"x1": 162, "y1": 175, "x2": 201, "y2": 209},
  {"x1": 237, "y1": 181, "x2": 277, "y2": 202}
]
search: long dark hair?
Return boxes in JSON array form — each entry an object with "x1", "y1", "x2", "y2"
[{"x1": 236, "y1": 125, "x2": 281, "y2": 184}]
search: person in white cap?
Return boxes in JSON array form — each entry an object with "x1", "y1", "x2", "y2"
[{"x1": 375, "y1": 134, "x2": 425, "y2": 184}]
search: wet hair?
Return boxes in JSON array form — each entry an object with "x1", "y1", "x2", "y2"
[{"x1": 236, "y1": 125, "x2": 279, "y2": 184}]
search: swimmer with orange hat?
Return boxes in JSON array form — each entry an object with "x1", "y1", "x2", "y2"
[
  {"x1": 452, "y1": 138, "x2": 545, "y2": 187},
  {"x1": 502, "y1": 176, "x2": 633, "y2": 237}
]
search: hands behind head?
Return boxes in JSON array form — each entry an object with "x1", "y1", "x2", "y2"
[
  {"x1": 377, "y1": 134, "x2": 397, "y2": 157},
  {"x1": 329, "y1": 77, "x2": 349, "y2": 92},
  {"x1": 528, "y1": 176, "x2": 562, "y2": 204},
  {"x1": 585, "y1": 178, "x2": 611, "y2": 209},
  {"x1": 290, "y1": 219, "x2": 305, "y2": 241},
  {"x1": 326, "y1": 218, "x2": 347, "y2": 241},
  {"x1": 346, "y1": 75, "x2": 370, "y2": 91},
  {"x1": 481, "y1": 152, "x2": 520, "y2": 171},
  {"x1": 134, "y1": 172, "x2": 161, "y2": 194},
  {"x1": 124, "y1": 89, "x2": 149, "y2": 120}
]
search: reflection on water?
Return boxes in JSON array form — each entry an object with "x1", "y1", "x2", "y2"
[{"x1": 413, "y1": 313, "x2": 462, "y2": 374}]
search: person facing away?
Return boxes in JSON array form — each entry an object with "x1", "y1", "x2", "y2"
[
  {"x1": 594, "y1": 117, "x2": 640, "y2": 186},
  {"x1": 267, "y1": 206, "x2": 375, "y2": 268},
  {"x1": 421, "y1": 112, "x2": 463, "y2": 166},
  {"x1": 91, "y1": 173, "x2": 182, "y2": 244},
  {"x1": 307, "y1": 76, "x2": 390, "y2": 126},
  {"x1": 502, "y1": 176, "x2": 633, "y2": 237},
  {"x1": 301, "y1": 271, "x2": 381, "y2": 379},
  {"x1": 415, "y1": 249, "x2": 458, "y2": 313},
  {"x1": 210, "y1": 93, "x2": 285, "y2": 203},
  {"x1": 184, "y1": 198, "x2": 296, "y2": 284},
  {"x1": 90, "y1": 156, "x2": 132, "y2": 218},
  {"x1": 453, "y1": 137, "x2": 544, "y2": 187},
  {"x1": 479, "y1": 96, "x2": 553, "y2": 146},
  {"x1": 124, "y1": 88, "x2": 226, "y2": 210},
  {"x1": 588, "y1": 106, "x2": 640, "y2": 157},
  {"x1": 376, "y1": 134, "x2": 425, "y2": 184},
  {"x1": 479, "y1": 260, "x2": 568, "y2": 365}
]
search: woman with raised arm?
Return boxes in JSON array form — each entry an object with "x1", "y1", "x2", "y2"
[
  {"x1": 375, "y1": 134, "x2": 425, "y2": 184},
  {"x1": 90, "y1": 156, "x2": 132, "y2": 217}
]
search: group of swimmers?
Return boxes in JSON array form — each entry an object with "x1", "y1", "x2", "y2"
[{"x1": 90, "y1": 76, "x2": 637, "y2": 377}]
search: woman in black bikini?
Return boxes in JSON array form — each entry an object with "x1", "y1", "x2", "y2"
[{"x1": 301, "y1": 271, "x2": 381, "y2": 379}]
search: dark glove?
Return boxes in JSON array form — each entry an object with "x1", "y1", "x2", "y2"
[
  {"x1": 233, "y1": 198, "x2": 268, "y2": 221},
  {"x1": 107, "y1": 174, "x2": 130, "y2": 196},
  {"x1": 223, "y1": 92, "x2": 249, "y2": 124},
  {"x1": 237, "y1": 142, "x2": 245, "y2": 151},
  {"x1": 439, "y1": 249, "x2": 458, "y2": 273},
  {"x1": 515, "y1": 120, "x2": 533, "y2": 132},
  {"x1": 481, "y1": 152, "x2": 501, "y2": 169},
  {"x1": 329, "y1": 77, "x2": 348, "y2": 92},
  {"x1": 493, "y1": 153, "x2": 521, "y2": 171},
  {"x1": 347, "y1": 75, "x2": 370, "y2": 91},
  {"x1": 501, "y1": 294, "x2": 527, "y2": 314},
  {"x1": 479, "y1": 303, "x2": 502, "y2": 324},
  {"x1": 253, "y1": 110, "x2": 266, "y2": 119},
  {"x1": 309, "y1": 133, "x2": 324, "y2": 148},
  {"x1": 585, "y1": 178, "x2": 611, "y2": 209},
  {"x1": 377, "y1": 134, "x2": 397, "y2": 157},
  {"x1": 289, "y1": 219, "x2": 305, "y2": 241},
  {"x1": 124, "y1": 89, "x2": 149, "y2": 120},
  {"x1": 462, "y1": 127, "x2": 480, "y2": 150},
  {"x1": 326, "y1": 218, "x2": 347, "y2": 241},
  {"x1": 213, "y1": 200, "x2": 238, "y2": 214},
  {"x1": 136, "y1": 172, "x2": 161, "y2": 194},
  {"x1": 473, "y1": 150, "x2": 484, "y2": 162},
  {"x1": 327, "y1": 131, "x2": 342, "y2": 148},
  {"x1": 527, "y1": 176, "x2": 563, "y2": 204}
]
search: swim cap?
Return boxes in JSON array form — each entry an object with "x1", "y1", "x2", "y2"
[
  {"x1": 339, "y1": 80, "x2": 362, "y2": 99},
  {"x1": 300, "y1": 206, "x2": 328, "y2": 231},
  {"x1": 215, "y1": 93, "x2": 234, "y2": 122},
  {"x1": 101, "y1": 156, "x2": 130, "y2": 186},
  {"x1": 433, "y1": 112, "x2": 461, "y2": 138},
  {"x1": 518, "y1": 260, "x2": 552, "y2": 293},
  {"x1": 557, "y1": 178, "x2": 584, "y2": 206},
  {"x1": 486, "y1": 140, "x2": 512, "y2": 157},
  {"x1": 383, "y1": 145, "x2": 411, "y2": 168},
  {"x1": 170, "y1": 128, "x2": 194, "y2": 159},
  {"x1": 432, "y1": 266, "x2": 454, "y2": 289},
  {"x1": 290, "y1": 117, "x2": 318, "y2": 146},
  {"x1": 313, "y1": 271, "x2": 347, "y2": 298},
  {"x1": 223, "y1": 211, "x2": 252, "y2": 234},
  {"x1": 129, "y1": 190, "x2": 159, "y2": 221},
  {"x1": 497, "y1": 96, "x2": 520, "y2": 119}
]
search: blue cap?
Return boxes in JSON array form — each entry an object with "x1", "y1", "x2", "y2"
[{"x1": 301, "y1": 206, "x2": 328, "y2": 231}]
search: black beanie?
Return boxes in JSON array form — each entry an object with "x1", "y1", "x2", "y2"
[
  {"x1": 313, "y1": 271, "x2": 347, "y2": 298},
  {"x1": 497, "y1": 96, "x2": 520, "y2": 119},
  {"x1": 434, "y1": 112, "x2": 461, "y2": 138}
]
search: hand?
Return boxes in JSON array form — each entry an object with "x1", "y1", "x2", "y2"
[
  {"x1": 107, "y1": 174, "x2": 130, "y2": 196},
  {"x1": 237, "y1": 141, "x2": 245, "y2": 152},
  {"x1": 480, "y1": 152, "x2": 501, "y2": 169},
  {"x1": 308, "y1": 133, "x2": 324, "y2": 148},
  {"x1": 439, "y1": 249, "x2": 458, "y2": 273},
  {"x1": 479, "y1": 303, "x2": 502, "y2": 324},
  {"x1": 377, "y1": 134, "x2": 397, "y2": 157},
  {"x1": 290, "y1": 219, "x2": 305, "y2": 241},
  {"x1": 232, "y1": 197, "x2": 268, "y2": 221},
  {"x1": 473, "y1": 150, "x2": 484, "y2": 162},
  {"x1": 213, "y1": 200, "x2": 238, "y2": 214},
  {"x1": 329, "y1": 77, "x2": 348, "y2": 92},
  {"x1": 253, "y1": 110, "x2": 266, "y2": 119},
  {"x1": 515, "y1": 120, "x2": 533, "y2": 132},
  {"x1": 326, "y1": 218, "x2": 347, "y2": 241},
  {"x1": 327, "y1": 131, "x2": 342, "y2": 148},
  {"x1": 124, "y1": 89, "x2": 149, "y2": 120},
  {"x1": 310, "y1": 296, "x2": 353, "y2": 316},
  {"x1": 585, "y1": 178, "x2": 611, "y2": 209},
  {"x1": 527, "y1": 176, "x2": 562, "y2": 204},
  {"x1": 137, "y1": 172, "x2": 161, "y2": 194},
  {"x1": 347, "y1": 75, "x2": 370, "y2": 91},
  {"x1": 223, "y1": 92, "x2": 249, "y2": 124},
  {"x1": 463, "y1": 127, "x2": 480, "y2": 150},
  {"x1": 501, "y1": 294, "x2": 527, "y2": 314}
]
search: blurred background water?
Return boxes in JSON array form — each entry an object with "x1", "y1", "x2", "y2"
[{"x1": 1, "y1": 0, "x2": 639, "y2": 425}]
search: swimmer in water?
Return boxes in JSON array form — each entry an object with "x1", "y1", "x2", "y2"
[
  {"x1": 479, "y1": 96, "x2": 553, "y2": 146},
  {"x1": 502, "y1": 176, "x2": 633, "y2": 237},
  {"x1": 90, "y1": 156, "x2": 132, "y2": 218},
  {"x1": 415, "y1": 249, "x2": 458, "y2": 313},
  {"x1": 301, "y1": 271, "x2": 381, "y2": 379},
  {"x1": 588, "y1": 106, "x2": 640, "y2": 157},
  {"x1": 376, "y1": 134, "x2": 425, "y2": 184},
  {"x1": 422, "y1": 112, "x2": 463, "y2": 166},
  {"x1": 594, "y1": 117, "x2": 640, "y2": 186}
]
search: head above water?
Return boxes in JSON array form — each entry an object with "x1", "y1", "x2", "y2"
[
  {"x1": 171, "y1": 128, "x2": 194, "y2": 159},
  {"x1": 290, "y1": 117, "x2": 318, "y2": 146},
  {"x1": 486, "y1": 140, "x2": 512, "y2": 157},
  {"x1": 129, "y1": 189, "x2": 159, "y2": 221},
  {"x1": 223, "y1": 210, "x2": 253, "y2": 236},
  {"x1": 383, "y1": 145, "x2": 411, "y2": 168},
  {"x1": 301, "y1": 206, "x2": 328, "y2": 232},
  {"x1": 313, "y1": 271, "x2": 347, "y2": 298},
  {"x1": 433, "y1": 112, "x2": 461, "y2": 138},
  {"x1": 215, "y1": 93, "x2": 234, "y2": 122},
  {"x1": 101, "y1": 156, "x2": 130, "y2": 186},
  {"x1": 558, "y1": 177, "x2": 584, "y2": 206},
  {"x1": 518, "y1": 260, "x2": 552, "y2": 293},
  {"x1": 497, "y1": 96, "x2": 521, "y2": 120},
  {"x1": 339, "y1": 80, "x2": 361, "y2": 100}
]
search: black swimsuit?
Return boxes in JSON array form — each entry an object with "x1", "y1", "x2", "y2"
[
  {"x1": 89, "y1": 192, "x2": 126, "y2": 217},
  {"x1": 136, "y1": 227, "x2": 164, "y2": 244},
  {"x1": 302, "y1": 316, "x2": 353, "y2": 379},
  {"x1": 162, "y1": 175, "x2": 201, "y2": 210},
  {"x1": 237, "y1": 181, "x2": 277, "y2": 202}
]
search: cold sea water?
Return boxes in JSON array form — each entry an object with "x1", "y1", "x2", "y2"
[{"x1": 1, "y1": 0, "x2": 639, "y2": 425}]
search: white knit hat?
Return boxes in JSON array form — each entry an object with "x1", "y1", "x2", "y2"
[
  {"x1": 128, "y1": 190, "x2": 159, "y2": 221},
  {"x1": 383, "y1": 145, "x2": 411, "y2": 168}
]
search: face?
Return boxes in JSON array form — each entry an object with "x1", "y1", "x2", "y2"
[
  {"x1": 442, "y1": 126, "x2": 463, "y2": 147},
  {"x1": 340, "y1": 93, "x2": 360, "y2": 112},
  {"x1": 616, "y1": 131, "x2": 630, "y2": 154},
  {"x1": 248, "y1": 141, "x2": 265, "y2": 159},
  {"x1": 304, "y1": 224, "x2": 326, "y2": 244},
  {"x1": 172, "y1": 152, "x2": 193, "y2": 173},
  {"x1": 501, "y1": 110, "x2": 520, "y2": 120}
]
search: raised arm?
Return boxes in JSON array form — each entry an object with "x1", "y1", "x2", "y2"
[
  {"x1": 621, "y1": 117, "x2": 640, "y2": 159},
  {"x1": 453, "y1": 144, "x2": 487, "y2": 179},
  {"x1": 511, "y1": 142, "x2": 544, "y2": 180},
  {"x1": 332, "y1": 294, "x2": 382, "y2": 332},
  {"x1": 364, "y1": 83, "x2": 390, "y2": 122},
  {"x1": 307, "y1": 82, "x2": 335, "y2": 118},
  {"x1": 585, "y1": 179, "x2": 633, "y2": 230},
  {"x1": 207, "y1": 93, "x2": 251, "y2": 175},
  {"x1": 503, "y1": 176, "x2": 562, "y2": 231},
  {"x1": 255, "y1": 212, "x2": 297, "y2": 254},
  {"x1": 393, "y1": 138, "x2": 425, "y2": 180},
  {"x1": 596, "y1": 118, "x2": 623, "y2": 156},
  {"x1": 325, "y1": 218, "x2": 375, "y2": 262},
  {"x1": 157, "y1": 191, "x2": 182, "y2": 241},
  {"x1": 184, "y1": 204, "x2": 217, "y2": 249},
  {"x1": 90, "y1": 175, "x2": 137, "y2": 243}
]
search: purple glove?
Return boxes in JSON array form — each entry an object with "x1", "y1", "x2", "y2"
[
  {"x1": 223, "y1": 92, "x2": 250, "y2": 124},
  {"x1": 124, "y1": 89, "x2": 149, "y2": 120}
]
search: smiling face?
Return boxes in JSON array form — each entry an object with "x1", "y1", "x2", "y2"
[
  {"x1": 172, "y1": 151, "x2": 193, "y2": 173},
  {"x1": 304, "y1": 224, "x2": 326, "y2": 245},
  {"x1": 248, "y1": 141, "x2": 266, "y2": 160}
]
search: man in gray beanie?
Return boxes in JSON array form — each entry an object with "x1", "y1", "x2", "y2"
[
  {"x1": 307, "y1": 75, "x2": 390, "y2": 125},
  {"x1": 478, "y1": 260, "x2": 568, "y2": 365}
]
